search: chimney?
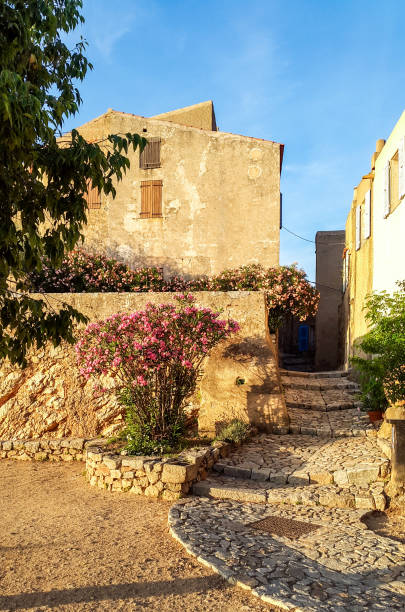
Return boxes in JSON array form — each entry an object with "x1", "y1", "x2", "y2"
[{"x1": 371, "y1": 139, "x2": 386, "y2": 170}]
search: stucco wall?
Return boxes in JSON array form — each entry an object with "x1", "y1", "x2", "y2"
[
  {"x1": 373, "y1": 110, "x2": 405, "y2": 294},
  {"x1": 0, "y1": 292, "x2": 288, "y2": 439},
  {"x1": 344, "y1": 174, "x2": 374, "y2": 360},
  {"x1": 342, "y1": 111, "x2": 405, "y2": 363},
  {"x1": 70, "y1": 110, "x2": 282, "y2": 278},
  {"x1": 315, "y1": 231, "x2": 345, "y2": 370},
  {"x1": 152, "y1": 100, "x2": 218, "y2": 131}
]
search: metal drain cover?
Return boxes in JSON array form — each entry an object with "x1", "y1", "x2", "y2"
[{"x1": 249, "y1": 515, "x2": 320, "y2": 540}]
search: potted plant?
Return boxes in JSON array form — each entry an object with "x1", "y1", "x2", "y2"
[{"x1": 351, "y1": 281, "x2": 405, "y2": 423}]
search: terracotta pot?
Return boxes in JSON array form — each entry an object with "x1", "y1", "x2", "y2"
[{"x1": 368, "y1": 410, "x2": 383, "y2": 422}]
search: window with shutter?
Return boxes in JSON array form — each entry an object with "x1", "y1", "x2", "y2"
[
  {"x1": 343, "y1": 249, "x2": 350, "y2": 292},
  {"x1": 355, "y1": 205, "x2": 361, "y2": 250},
  {"x1": 139, "y1": 137, "x2": 161, "y2": 169},
  {"x1": 84, "y1": 179, "x2": 101, "y2": 209},
  {"x1": 363, "y1": 190, "x2": 371, "y2": 240},
  {"x1": 399, "y1": 136, "x2": 405, "y2": 201},
  {"x1": 383, "y1": 162, "x2": 390, "y2": 218},
  {"x1": 140, "y1": 180, "x2": 163, "y2": 218},
  {"x1": 389, "y1": 151, "x2": 399, "y2": 213}
]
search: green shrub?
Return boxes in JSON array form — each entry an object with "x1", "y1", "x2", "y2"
[
  {"x1": 216, "y1": 419, "x2": 251, "y2": 444},
  {"x1": 353, "y1": 361, "x2": 389, "y2": 413},
  {"x1": 351, "y1": 280, "x2": 405, "y2": 407}
]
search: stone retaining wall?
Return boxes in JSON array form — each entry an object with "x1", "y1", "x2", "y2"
[
  {"x1": 0, "y1": 291, "x2": 288, "y2": 440},
  {"x1": 0, "y1": 437, "x2": 233, "y2": 501},
  {"x1": 85, "y1": 441, "x2": 233, "y2": 501},
  {"x1": 0, "y1": 437, "x2": 90, "y2": 461}
]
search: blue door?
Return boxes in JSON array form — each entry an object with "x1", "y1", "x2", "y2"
[{"x1": 298, "y1": 324, "x2": 309, "y2": 352}]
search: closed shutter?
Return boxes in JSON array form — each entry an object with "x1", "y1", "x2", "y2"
[
  {"x1": 383, "y1": 162, "x2": 390, "y2": 217},
  {"x1": 363, "y1": 190, "x2": 371, "y2": 239},
  {"x1": 399, "y1": 136, "x2": 405, "y2": 200},
  {"x1": 355, "y1": 205, "x2": 361, "y2": 250},
  {"x1": 141, "y1": 180, "x2": 163, "y2": 217},
  {"x1": 140, "y1": 138, "x2": 161, "y2": 169},
  {"x1": 85, "y1": 180, "x2": 101, "y2": 209}
]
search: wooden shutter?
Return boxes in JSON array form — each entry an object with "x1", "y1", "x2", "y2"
[
  {"x1": 363, "y1": 190, "x2": 371, "y2": 239},
  {"x1": 383, "y1": 162, "x2": 390, "y2": 217},
  {"x1": 140, "y1": 138, "x2": 161, "y2": 169},
  {"x1": 141, "y1": 180, "x2": 162, "y2": 218},
  {"x1": 399, "y1": 136, "x2": 405, "y2": 200},
  {"x1": 355, "y1": 205, "x2": 361, "y2": 250},
  {"x1": 84, "y1": 180, "x2": 101, "y2": 209}
]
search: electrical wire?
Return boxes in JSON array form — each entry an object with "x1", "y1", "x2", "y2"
[{"x1": 282, "y1": 226, "x2": 346, "y2": 246}]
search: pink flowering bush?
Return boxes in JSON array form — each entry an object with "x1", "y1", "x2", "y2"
[
  {"x1": 29, "y1": 249, "x2": 164, "y2": 293},
  {"x1": 161, "y1": 263, "x2": 319, "y2": 330},
  {"x1": 75, "y1": 294, "x2": 239, "y2": 454},
  {"x1": 30, "y1": 251, "x2": 319, "y2": 329}
]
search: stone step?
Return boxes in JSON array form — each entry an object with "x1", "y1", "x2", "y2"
[
  {"x1": 280, "y1": 369, "x2": 350, "y2": 379},
  {"x1": 287, "y1": 407, "x2": 374, "y2": 438},
  {"x1": 193, "y1": 475, "x2": 388, "y2": 511},
  {"x1": 285, "y1": 400, "x2": 360, "y2": 412},
  {"x1": 281, "y1": 378, "x2": 359, "y2": 392},
  {"x1": 281, "y1": 364, "x2": 314, "y2": 372},
  {"x1": 212, "y1": 454, "x2": 389, "y2": 488}
]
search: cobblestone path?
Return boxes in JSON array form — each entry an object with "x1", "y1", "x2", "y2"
[
  {"x1": 169, "y1": 498, "x2": 405, "y2": 611},
  {"x1": 194, "y1": 370, "x2": 390, "y2": 512},
  {"x1": 169, "y1": 370, "x2": 400, "y2": 610}
]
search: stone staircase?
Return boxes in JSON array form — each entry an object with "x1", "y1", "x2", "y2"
[
  {"x1": 193, "y1": 370, "x2": 390, "y2": 512},
  {"x1": 279, "y1": 352, "x2": 314, "y2": 372},
  {"x1": 282, "y1": 369, "x2": 374, "y2": 438}
]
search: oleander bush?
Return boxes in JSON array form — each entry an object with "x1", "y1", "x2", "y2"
[
  {"x1": 29, "y1": 250, "x2": 163, "y2": 293},
  {"x1": 30, "y1": 251, "x2": 319, "y2": 329},
  {"x1": 75, "y1": 294, "x2": 240, "y2": 454}
]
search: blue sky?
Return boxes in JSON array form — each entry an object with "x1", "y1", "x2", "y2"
[{"x1": 64, "y1": 0, "x2": 405, "y2": 281}]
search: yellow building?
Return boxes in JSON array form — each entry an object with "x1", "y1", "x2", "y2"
[{"x1": 343, "y1": 111, "x2": 405, "y2": 363}]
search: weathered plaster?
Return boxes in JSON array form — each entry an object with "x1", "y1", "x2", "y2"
[{"x1": 66, "y1": 106, "x2": 282, "y2": 278}]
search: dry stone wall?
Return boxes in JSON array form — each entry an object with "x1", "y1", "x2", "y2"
[
  {"x1": 0, "y1": 292, "x2": 288, "y2": 439},
  {"x1": 86, "y1": 441, "x2": 233, "y2": 501},
  {"x1": 0, "y1": 437, "x2": 90, "y2": 462},
  {"x1": 0, "y1": 436, "x2": 234, "y2": 501}
]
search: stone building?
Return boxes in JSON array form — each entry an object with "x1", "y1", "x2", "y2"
[
  {"x1": 314, "y1": 231, "x2": 345, "y2": 371},
  {"x1": 69, "y1": 100, "x2": 284, "y2": 277}
]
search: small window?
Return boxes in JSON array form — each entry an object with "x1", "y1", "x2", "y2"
[
  {"x1": 385, "y1": 151, "x2": 401, "y2": 217},
  {"x1": 355, "y1": 205, "x2": 361, "y2": 250},
  {"x1": 140, "y1": 137, "x2": 161, "y2": 169},
  {"x1": 363, "y1": 190, "x2": 371, "y2": 240},
  {"x1": 140, "y1": 180, "x2": 162, "y2": 218},
  {"x1": 343, "y1": 249, "x2": 350, "y2": 292},
  {"x1": 390, "y1": 151, "x2": 399, "y2": 211},
  {"x1": 84, "y1": 180, "x2": 101, "y2": 209}
]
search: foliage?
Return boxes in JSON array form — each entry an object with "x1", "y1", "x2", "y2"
[
  {"x1": 75, "y1": 294, "x2": 240, "y2": 454},
  {"x1": 353, "y1": 361, "x2": 389, "y2": 413},
  {"x1": 31, "y1": 254, "x2": 319, "y2": 329},
  {"x1": 351, "y1": 281, "x2": 405, "y2": 406},
  {"x1": 0, "y1": 0, "x2": 145, "y2": 365},
  {"x1": 30, "y1": 250, "x2": 163, "y2": 293},
  {"x1": 216, "y1": 419, "x2": 251, "y2": 444}
]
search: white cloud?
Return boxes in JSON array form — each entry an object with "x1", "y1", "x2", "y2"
[{"x1": 83, "y1": 0, "x2": 139, "y2": 62}]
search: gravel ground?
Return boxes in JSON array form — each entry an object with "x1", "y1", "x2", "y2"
[{"x1": 0, "y1": 461, "x2": 279, "y2": 612}]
